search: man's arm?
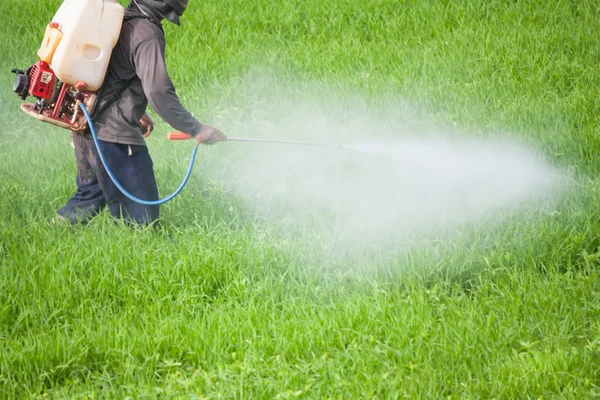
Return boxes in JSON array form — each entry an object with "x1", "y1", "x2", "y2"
[{"x1": 131, "y1": 35, "x2": 202, "y2": 136}]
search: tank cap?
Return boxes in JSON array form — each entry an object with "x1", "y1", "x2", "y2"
[
  {"x1": 75, "y1": 81, "x2": 88, "y2": 92},
  {"x1": 49, "y1": 22, "x2": 59, "y2": 29}
]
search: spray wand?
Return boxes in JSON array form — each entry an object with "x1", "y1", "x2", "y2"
[{"x1": 168, "y1": 132, "x2": 343, "y2": 149}]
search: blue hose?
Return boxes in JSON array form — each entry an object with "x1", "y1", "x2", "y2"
[{"x1": 79, "y1": 102, "x2": 198, "y2": 205}]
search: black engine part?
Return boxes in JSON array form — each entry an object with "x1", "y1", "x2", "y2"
[{"x1": 11, "y1": 67, "x2": 31, "y2": 100}]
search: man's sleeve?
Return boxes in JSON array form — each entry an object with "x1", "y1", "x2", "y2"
[{"x1": 131, "y1": 35, "x2": 202, "y2": 136}]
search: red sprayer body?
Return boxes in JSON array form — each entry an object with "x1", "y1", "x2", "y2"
[{"x1": 28, "y1": 61, "x2": 56, "y2": 100}]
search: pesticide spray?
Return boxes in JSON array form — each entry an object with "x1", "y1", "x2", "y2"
[{"x1": 190, "y1": 74, "x2": 562, "y2": 252}]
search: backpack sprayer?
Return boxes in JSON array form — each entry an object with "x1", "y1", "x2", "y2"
[
  {"x1": 11, "y1": 0, "x2": 343, "y2": 206},
  {"x1": 11, "y1": 0, "x2": 123, "y2": 132}
]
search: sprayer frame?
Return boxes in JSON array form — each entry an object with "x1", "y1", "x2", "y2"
[{"x1": 18, "y1": 80, "x2": 97, "y2": 132}]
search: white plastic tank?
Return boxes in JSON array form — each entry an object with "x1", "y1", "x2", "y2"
[{"x1": 49, "y1": 0, "x2": 124, "y2": 91}]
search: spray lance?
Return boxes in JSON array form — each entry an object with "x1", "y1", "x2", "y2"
[
  {"x1": 10, "y1": 0, "x2": 345, "y2": 206},
  {"x1": 167, "y1": 132, "x2": 343, "y2": 148}
]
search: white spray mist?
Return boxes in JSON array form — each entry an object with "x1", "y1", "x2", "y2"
[{"x1": 207, "y1": 73, "x2": 562, "y2": 250}]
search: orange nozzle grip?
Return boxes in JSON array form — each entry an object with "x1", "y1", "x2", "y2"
[{"x1": 168, "y1": 132, "x2": 192, "y2": 140}]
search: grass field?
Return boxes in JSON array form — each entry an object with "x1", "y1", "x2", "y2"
[{"x1": 1, "y1": 0, "x2": 600, "y2": 398}]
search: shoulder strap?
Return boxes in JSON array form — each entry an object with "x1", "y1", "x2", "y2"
[{"x1": 90, "y1": 11, "x2": 162, "y2": 120}]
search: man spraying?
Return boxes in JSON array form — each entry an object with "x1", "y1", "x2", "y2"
[{"x1": 57, "y1": 0, "x2": 226, "y2": 225}]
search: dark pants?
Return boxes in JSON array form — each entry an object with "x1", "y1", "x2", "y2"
[{"x1": 57, "y1": 133, "x2": 160, "y2": 225}]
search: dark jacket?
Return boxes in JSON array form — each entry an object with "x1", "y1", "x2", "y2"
[{"x1": 91, "y1": 7, "x2": 202, "y2": 146}]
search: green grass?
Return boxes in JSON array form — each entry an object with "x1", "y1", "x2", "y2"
[{"x1": 1, "y1": 0, "x2": 600, "y2": 398}]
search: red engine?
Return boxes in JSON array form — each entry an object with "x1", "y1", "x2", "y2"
[
  {"x1": 11, "y1": 62, "x2": 96, "y2": 132},
  {"x1": 28, "y1": 61, "x2": 56, "y2": 99}
]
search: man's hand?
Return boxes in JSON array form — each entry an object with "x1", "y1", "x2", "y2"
[
  {"x1": 140, "y1": 113, "x2": 154, "y2": 138},
  {"x1": 195, "y1": 124, "x2": 227, "y2": 145}
]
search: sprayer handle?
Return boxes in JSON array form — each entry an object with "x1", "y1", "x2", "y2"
[{"x1": 168, "y1": 132, "x2": 192, "y2": 140}]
